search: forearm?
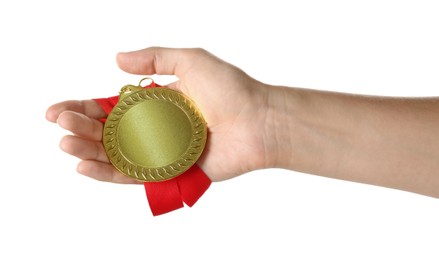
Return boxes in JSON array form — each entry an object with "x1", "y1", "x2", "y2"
[{"x1": 265, "y1": 85, "x2": 439, "y2": 197}]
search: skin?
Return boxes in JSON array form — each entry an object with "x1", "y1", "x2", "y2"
[{"x1": 46, "y1": 47, "x2": 439, "y2": 198}]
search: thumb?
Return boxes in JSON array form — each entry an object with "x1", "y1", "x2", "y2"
[{"x1": 116, "y1": 47, "x2": 193, "y2": 77}]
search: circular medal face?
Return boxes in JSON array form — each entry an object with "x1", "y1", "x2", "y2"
[{"x1": 103, "y1": 87, "x2": 207, "y2": 182}]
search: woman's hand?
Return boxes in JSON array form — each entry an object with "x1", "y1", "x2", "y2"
[{"x1": 46, "y1": 47, "x2": 272, "y2": 183}]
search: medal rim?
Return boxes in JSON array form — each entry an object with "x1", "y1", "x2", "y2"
[{"x1": 103, "y1": 87, "x2": 207, "y2": 182}]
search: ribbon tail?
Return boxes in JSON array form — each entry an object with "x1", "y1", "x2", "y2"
[
  {"x1": 177, "y1": 164, "x2": 211, "y2": 207},
  {"x1": 144, "y1": 179, "x2": 184, "y2": 216},
  {"x1": 144, "y1": 165, "x2": 211, "y2": 216}
]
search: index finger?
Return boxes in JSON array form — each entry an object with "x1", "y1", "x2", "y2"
[{"x1": 46, "y1": 100, "x2": 106, "y2": 123}]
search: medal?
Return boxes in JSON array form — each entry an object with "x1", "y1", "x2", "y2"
[
  {"x1": 94, "y1": 78, "x2": 211, "y2": 216},
  {"x1": 103, "y1": 78, "x2": 207, "y2": 182}
]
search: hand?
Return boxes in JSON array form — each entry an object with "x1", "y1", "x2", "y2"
[
  {"x1": 45, "y1": 47, "x2": 439, "y2": 197},
  {"x1": 46, "y1": 48, "x2": 271, "y2": 184}
]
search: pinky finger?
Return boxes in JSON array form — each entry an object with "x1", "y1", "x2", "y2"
[{"x1": 77, "y1": 160, "x2": 142, "y2": 184}]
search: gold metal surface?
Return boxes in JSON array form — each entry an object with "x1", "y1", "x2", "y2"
[{"x1": 103, "y1": 80, "x2": 207, "y2": 182}]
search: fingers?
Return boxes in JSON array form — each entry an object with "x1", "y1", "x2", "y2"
[
  {"x1": 61, "y1": 136, "x2": 144, "y2": 184},
  {"x1": 116, "y1": 47, "x2": 203, "y2": 77},
  {"x1": 60, "y1": 135, "x2": 109, "y2": 162},
  {"x1": 77, "y1": 160, "x2": 142, "y2": 184},
  {"x1": 57, "y1": 111, "x2": 103, "y2": 141},
  {"x1": 46, "y1": 100, "x2": 106, "y2": 123}
]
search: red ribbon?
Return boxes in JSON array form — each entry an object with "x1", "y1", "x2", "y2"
[{"x1": 94, "y1": 82, "x2": 211, "y2": 216}]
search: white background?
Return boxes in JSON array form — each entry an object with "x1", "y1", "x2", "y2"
[{"x1": 1, "y1": 0, "x2": 438, "y2": 259}]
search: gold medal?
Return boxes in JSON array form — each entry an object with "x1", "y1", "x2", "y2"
[{"x1": 103, "y1": 78, "x2": 207, "y2": 182}]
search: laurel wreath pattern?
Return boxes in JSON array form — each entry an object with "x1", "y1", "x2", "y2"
[{"x1": 103, "y1": 88, "x2": 207, "y2": 182}]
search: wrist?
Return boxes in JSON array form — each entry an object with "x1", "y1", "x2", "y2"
[
  {"x1": 261, "y1": 85, "x2": 300, "y2": 170},
  {"x1": 263, "y1": 86, "x2": 359, "y2": 176}
]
